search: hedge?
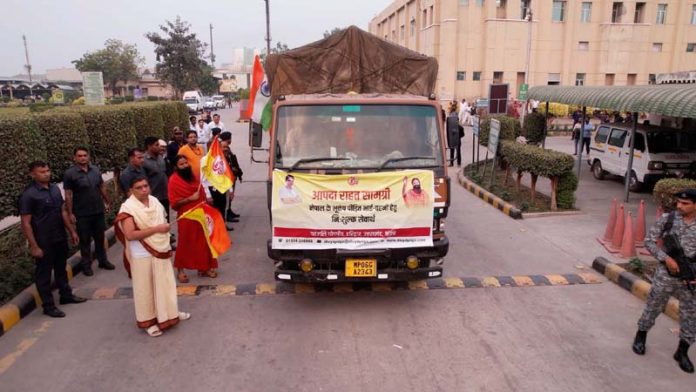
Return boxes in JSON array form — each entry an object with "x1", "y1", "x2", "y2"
[
  {"x1": 159, "y1": 102, "x2": 181, "y2": 140},
  {"x1": 74, "y1": 106, "x2": 137, "y2": 170},
  {"x1": 33, "y1": 111, "x2": 89, "y2": 181},
  {"x1": 522, "y1": 112, "x2": 546, "y2": 143},
  {"x1": 653, "y1": 178, "x2": 696, "y2": 211},
  {"x1": 478, "y1": 115, "x2": 520, "y2": 147},
  {"x1": 129, "y1": 104, "x2": 165, "y2": 143},
  {"x1": 557, "y1": 171, "x2": 579, "y2": 209},
  {"x1": 0, "y1": 114, "x2": 46, "y2": 217}
]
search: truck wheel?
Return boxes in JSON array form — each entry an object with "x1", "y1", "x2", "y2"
[
  {"x1": 629, "y1": 171, "x2": 642, "y2": 192},
  {"x1": 591, "y1": 161, "x2": 605, "y2": 180}
]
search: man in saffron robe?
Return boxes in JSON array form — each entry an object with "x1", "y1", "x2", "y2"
[
  {"x1": 168, "y1": 155, "x2": 218, "y2": 282},
  {"x1": 177, "y1": 131, "x2": 205, "y2": 180},
  {"x1": 114, "y1": 176, "x2": 190, "y2": 337},
  {"x1": 402, "y1": 176, "x2": 430, "y2": 208}
]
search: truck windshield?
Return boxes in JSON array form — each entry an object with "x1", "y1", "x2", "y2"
[
  {"x1": 184, "y1": 98, "x2": 197, "y2": 104},
  {"x1": 646, "y1": 131, "x2": 696, "y2": 154},
  {"x1": 274, "y1": 104, "x2": 443, "y2": 169}
]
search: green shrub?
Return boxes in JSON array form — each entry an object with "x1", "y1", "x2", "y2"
[
  {"x1": 125, "y1": 95, "x2": 135, "y2": 102},
  {"x1": 653, "y1": 178, "x2": 696, "y2": 211},
  {"x1": 538, "y1": 102, "x2": 569, "y2": 117},
  {"x1": 72, "y1": 97, "x2": 85, "y2": 105},
  {"x1": 159, "y1": 102, "x2": 179, "y2": 137},
  {"x1": 478, "y1": 115, "x2": 520, "y2": 147},
  {"x1": 175, "y1": 102, "x2": 190, "y2": 139},
  {"x1": 0, "y1": 114, "x2": 46, "y2": 217},
  {"x1": 109, "y1": 97, "x2": 125, "y2": 105},
  {"x1": 129, "y1": 104, "x2": 165, "y2": 144},
  {"x1": 33, "y1": 111, "x2": 89, "y2": 181},
  {"x1": 557, "y1": 171, "x2": 578, "y2": 209},
  {"x1": 500, "y1": 140, "x2": 574, "y2": 178},
  {"x1": 28, "y1": 102, "x2": 55, "y2": 113},
  {"x1": 74, "y1": 106, "x2": 136, "y2": 170},
  {"x1": 146, "y1": 96, "x2": 159, "y2": 101},
  {"x1": 523, "y1": 112, "x2": 546, "y2": 143},
  {"x1": 0, "y1": 225, "x2": 35, "y2": 305}
]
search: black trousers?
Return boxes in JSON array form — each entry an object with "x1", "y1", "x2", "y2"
[
  {"x1": 582, "y1": 137, "x2": 591, "y2": 155},
  {"x1": 449, "y1": 146, "x2": 462, "y2": 166},
  {"x1": 76, "y1": 213, "x2": 107, "y2": 266},
  {"x1": 210, "y1": 188, "x2": 227, "y2": 218},
  {"x1": 35, "y1": 241, "x2": 72, "y2": 310},
  {"x1": 160, "y1": 198, "x2": 170, "y2": 222}
]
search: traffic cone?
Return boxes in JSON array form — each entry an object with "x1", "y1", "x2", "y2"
[
  {"x1": 635, "y1": 200, "x2": 646, "y2": 246},
  {"x1": 610, "y1": 204, "x2": 625, "y2": 251},
  {"x1": 620, "y1": 212, "x2": 637, "y2": 258},
  {"x1": 601, "y1": 198, "x2": 618, "y2": 243}
]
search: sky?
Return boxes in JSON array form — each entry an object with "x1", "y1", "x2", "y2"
[{"x1": 1, "y1": 0, "x2": 391, "y2": 76}]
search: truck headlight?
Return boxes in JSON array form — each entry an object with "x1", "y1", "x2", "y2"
[
  {"x1": 299, "y1": 259, "x2": 314, "y2": 273},
  {"x1": 648, "y1": 161, "x2": 665, "y2": 170},
  {"x1": 406, "y1": 256, "x2": 419, "y2": 270}
]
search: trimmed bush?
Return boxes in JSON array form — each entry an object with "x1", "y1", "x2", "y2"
[
  {"x1": 653, "y1": 178, "x2": 696, "y2": 211},
  {"x1": 74, "y1": 106, "x2": 136, "y2": 170},
  {"x1": 523, "y1": 112, "x2": 546, "y2": 143},
  {"x1": 0, "y1": 114, "x2": 46, "y2": 217},
  {"x1": 557, "y1": 171, "x2": 579, "y2": 209},
  {"x1": 478, "y1": 115, "x2": 521, "y2": 147},
  {"x1": 500, "y1": 140, "x2": 574, "y2": 178},
  {"x1": 129, "y1": 104, "x2": 165, "y2": 144},
  {"x1": 175, "y1": 102, "x2": 190, "y2": 139},
  {"x1": 538, "y1": 102, "x2": 569, "y2": 117},
  {"x1": 159, "y1": 102, "x2": 180, "y2": 139},
  {"x1": 33, "y1": 111, "x2": 89, "y2": 181},
  {"x1": 0, "y1": 225, "x2": 34, "y2": 305}
]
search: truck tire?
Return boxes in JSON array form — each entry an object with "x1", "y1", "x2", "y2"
[
  {"x1": 628, "y1": 171, "x2": 642, "y2": 192},
  {"x1": 591, "y1": 160, "x2": 605, "y2": 180}
]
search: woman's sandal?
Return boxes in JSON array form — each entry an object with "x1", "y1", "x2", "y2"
[
  {"x1": 197, "y1": 269, "x2": 218, "y2": 278},
  {"x1": 146, "y1": 325, "x2": 163, "y2": 337},
  {"x1": 178, "y1": 311, "x2": 191, "y2": 321},
  {"x1": 177, "y1": 271, "x2": 189, "y2": 283}
]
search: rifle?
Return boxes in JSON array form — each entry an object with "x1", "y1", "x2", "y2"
[{"x1": 662, "y1": 233, "x2": 696, "y2": 292}]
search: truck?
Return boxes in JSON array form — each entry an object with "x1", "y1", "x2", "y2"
[
  {"x1": 250, "y1": 26, "x2": 450, "y2": 283},
  {"x1": 183, "y1": 90, "x2": 203, "y2": 113}
]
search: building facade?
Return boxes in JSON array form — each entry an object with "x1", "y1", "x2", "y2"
[{"x1": 369, "y1": 0, "x2": 696, "y2": 101}]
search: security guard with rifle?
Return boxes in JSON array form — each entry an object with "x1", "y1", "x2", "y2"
[{"x1": 633, "y1": 189, "x2": 696, "y2": 373}]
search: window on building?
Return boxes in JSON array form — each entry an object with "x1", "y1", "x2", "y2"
[
  {"x1": 429, "y1": 6, "x2": 434, "y2": 25},
  {"x1": 476, "y1": 0, "x2": 485, "y2": 6},
  {"x1": 392, "y1": 30, "x2": 396, "y2": 41},
  {"x1": 692, "y1": 5, "x2": 696, "y2": 25},
  {"x1": 656, "y1": 4, "x2": 667, "y2": 25},
  {"x1": 423, "y1": 9, "x2": 428, "y2": 28},
  {"x1": 634, "y1": 2, "x2": 645, "y2": 23},
  {"x1": 520, "y1": 0, "x2": 531, "y2": 20},
  {"x1": 652, "y1": 42, "x2": 663, "y2": 52},
  {"x1": 649, "y1": 74, "x2": 656, "y2": 84},
  {"x1": 400, "y1": 25, "x2": 405, "y2": 40},
  {"x1": 576, "y1": 73, "x2": 586, "y2": 86},
  {"x1": 605, "y1": 73, "x2": 615, "y2": 86},
  {"x1": 410, "y1": 18, "x2": 416, "y2": 36},
  {"x1": 612, "y1": 2, "x2": 623, "y2": 23},
  {"x1": 457, "y1": 71, "x2": 466, "y2": 81},
  {"x1": 459, "y1": 0, "x2": 470, "y2": 5},
  {"x1": 578, "y1": 41, "x2": 589, "y2": 51},
  {"x1": 473, "y1": 71, "x2": 482, "y2": 81},
  {"x1": 552, "y1": 1, "x2": 566, "y2": 22},
  {"x1": 493, "y1": 71, "x2": 504, "y2": 83},
  {"x1": 627, "y1": 73, "x2": 637, "y2": 85},
  {"x1": 496, "y1": 0, "x2": 507, "y2": 19},
  {"x1": 548, "y1": 73, "x2": 561, "y2": 85},
  {"x1": 688, "y1": 43, "x2": 696, "y2": 52},
  {"x1": 581, "y1": 2, "x2": 592, "y2": 23}
]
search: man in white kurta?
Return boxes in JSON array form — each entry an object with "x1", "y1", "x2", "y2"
[{"x1": 115, "y1": 177, "x2": 190, "y2": 337}]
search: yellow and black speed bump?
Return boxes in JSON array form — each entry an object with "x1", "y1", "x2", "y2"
[
  {"x1": 66, "y1": 272, "x2": 602, "y2": 301},
  {"x1": 457, "y1": 171, "x2": 523, "y2": 219},
  {"x1": 592, "y1": 256, "x2": 680, "y2": 321}
]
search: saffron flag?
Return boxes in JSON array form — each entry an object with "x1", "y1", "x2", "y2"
[
  {"x1": 247, "y1": 55, "x2": 272, "y2": 130},
  {"x1": 177, "y1": 203, "x2": 231, "y2": 258},
  {"x1": 200, "y1": 137, "x2": 234, "y2": 193}
]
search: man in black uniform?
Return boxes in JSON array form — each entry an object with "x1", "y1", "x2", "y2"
[
  {"x1": 19, "y1": 161, "x2": 87, "y2": 317},
  {"x1": 63, "y1": 147, "x2": 114, "y2": 276}
]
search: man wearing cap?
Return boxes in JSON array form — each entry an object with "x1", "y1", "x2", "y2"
[{"x1": 632, "y1": 189, "x2": 696, "y2": 373}]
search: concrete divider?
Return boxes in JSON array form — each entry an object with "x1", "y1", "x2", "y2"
[{"x1": 457, "y1": 171, "x2": 523, "y2": 219}]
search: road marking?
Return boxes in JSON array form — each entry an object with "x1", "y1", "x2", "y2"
[
  {"x1": 69, "y1": 273, "x2": 602, "y2": 300},
  {"x1": 0, "y1": 321, "x2": 52, "y2": 374}
]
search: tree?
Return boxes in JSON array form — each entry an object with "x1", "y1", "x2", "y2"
[
  {"x1": 73, "y1": 39, "x2": 143, "y2": 96},
  {"x1": 323, "y1": 27, "x2": 345, "y2": 38},
  {"x1": 260, "y1": 41, "x2": 290, "y2": 62},
  {"x1": 198, "y1": 65, "x2": 219, "y2": 95},
  {"x1": 146, "y1": 16, "x2": 211, "y2": 98}
]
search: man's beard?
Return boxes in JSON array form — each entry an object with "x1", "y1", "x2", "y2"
[
  {"x1": 413, "y1": 185, "x2": 421, "y2": 193},
  {"x1": 176, "y1": 166, "x2": 194, "y2": 182}
]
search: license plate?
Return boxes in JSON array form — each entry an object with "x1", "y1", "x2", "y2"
[{"x1": 345, "y1": 258, "x2": 377, "y2": 277}]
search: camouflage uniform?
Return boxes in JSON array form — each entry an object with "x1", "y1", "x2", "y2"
[{"x1": 638, "y1": 212, "x2": 696, "y2": 344}]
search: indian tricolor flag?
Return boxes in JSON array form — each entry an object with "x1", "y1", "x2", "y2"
[{"x1": 247, "y1": 54, "x2": 272, "y2": 130}]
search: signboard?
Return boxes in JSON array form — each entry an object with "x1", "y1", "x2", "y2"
[
  {"x1": 81, "y1": 72, "x2": 105, "y2": 105},
  {"x1": 51, "y1": 89, "x2": 64, "y2": 104},
  {"x1": 488, "y1": 119, "x2": 501, "y2": 154},
  {"x1": 488, "y1": 84, "x2": 509, "y2": 115},
  {"x1": 472, "y1": 115, "x2": 480, "y2": 136},
  {"x1": 518, "y1": 83, "x2": 528, "y2": 100},
  {"x1": 271, "y1": 170, "x2": 434, "y2": 250}
]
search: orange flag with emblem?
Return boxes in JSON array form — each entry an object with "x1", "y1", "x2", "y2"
[{"x1": 200, "y1": 137, "x2": 234, "y2": 193}]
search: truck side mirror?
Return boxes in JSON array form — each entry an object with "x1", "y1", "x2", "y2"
[{"x1": 249, "y1": 122, "x2": 263, "y2": 148}]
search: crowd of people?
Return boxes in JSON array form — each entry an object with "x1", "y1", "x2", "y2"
[{"x1": 19, "y1": 112, "x2": 242, "y2": 337}]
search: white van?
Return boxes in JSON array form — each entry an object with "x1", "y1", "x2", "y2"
[
  {"x1": 588, "y1": 123, "x2": 696, "y2": 191},
  {"x1": 183, "y1": 90, "x2": 203, "y2": 113}
]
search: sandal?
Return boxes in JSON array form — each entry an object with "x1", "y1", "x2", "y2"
[
  {"x1": 178, "y1": 311, "x2": 191, "y2": 321},
  {"x1": 146, "y1": 325, "x2": 163, "y2": 337},
  {"x1": 197, "y1": 269, "x2": 218, "y2": 278},
  {"x1": 177, "y1": 271, "x2": 189, "y2": 283}
]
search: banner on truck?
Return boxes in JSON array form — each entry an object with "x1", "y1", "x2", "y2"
[{"x1": 271, "y1": 169, "x2": 434, "y2": 250}]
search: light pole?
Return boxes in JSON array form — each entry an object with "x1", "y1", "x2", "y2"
[
  {"x1": 524, "y1": 9, "x2": 533, "y2": 87},
  {"x1": 264, "y1": 0, "x2": 271, "y2": 56}
]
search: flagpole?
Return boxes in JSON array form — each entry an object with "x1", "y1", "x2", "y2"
[{"x1": 264, "y1": 0, "x2": 271, "y2": 56}]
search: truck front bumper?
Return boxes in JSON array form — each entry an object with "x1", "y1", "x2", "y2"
[{"x1": 274, "y1": 266, "x2": 443, "y2": 283}]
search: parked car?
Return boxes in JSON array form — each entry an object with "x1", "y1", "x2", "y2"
[
  {"x1": 212, "y1": 95, "x2": 226, "y2": 109},
  {"x1": 203, "y1": 97, "x2": 216, "y2": 110},
  {"x1": 183, "y1": 90, "x2": 203, "y2": 113},
  {"x1": 587, "y1": 123, "x2": 696, "y2": 191}
]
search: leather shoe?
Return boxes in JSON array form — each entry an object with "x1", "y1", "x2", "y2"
[
  {"x1": 226, "y1": 210, "x2": 240, "y2": 218},
  {"x1": 43, "y1": 307, "x2": 66, "y2": 318},
  {"x1": 632, "y1": 330, "x2": 647, "y2": 355},
  {"x1": 226, "y1": 224, "x2": 234, "y2": 231},
  {"x1": 226, "y1": 215, "x2": 239, "y2": 222},
  {"x1": 59, "y1": 295, "x2": 88, "y2": 305},
  {"x1": 674, "y1": 340, "x2": 695, "y2": 373},
  {"x1": 82, "y1": 264, "x2": 94, "y2": 276},
  {"x1": 98, "y1": 260, "x2": 115, "y2": 270}
]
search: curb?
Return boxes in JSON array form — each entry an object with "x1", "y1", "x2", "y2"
[
  {"x1": 592, "y1": 257, "x2": 679, "y2": 321},
  {"x1": 0, "y1": 227, "x2": 117, "y2": 337},
  {"x1": 457, "y1": 171, "x2": 523, "y2": 219}
]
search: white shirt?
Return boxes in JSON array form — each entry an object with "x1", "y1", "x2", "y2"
[
  {"x1": 196, "y1": 125, "x2": 210, "y2": 144},
  {"x1": 279, "y1": 186, "x2": 301, "y2": 204},
  {"x1": 208, "y1": 120, "x2": 226, "y2": 133}
]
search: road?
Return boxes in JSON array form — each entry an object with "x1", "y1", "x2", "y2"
[{"x1": 0, "y1": 107, "x2": 692, "y2": 391}]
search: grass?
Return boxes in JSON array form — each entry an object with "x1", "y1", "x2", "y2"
[
  {"x1": 463, "y1": 161, "x2": 573, "y2": 213},
  {"x1": 618, "y1": 258, "x2": 658, "y2": 283}
]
